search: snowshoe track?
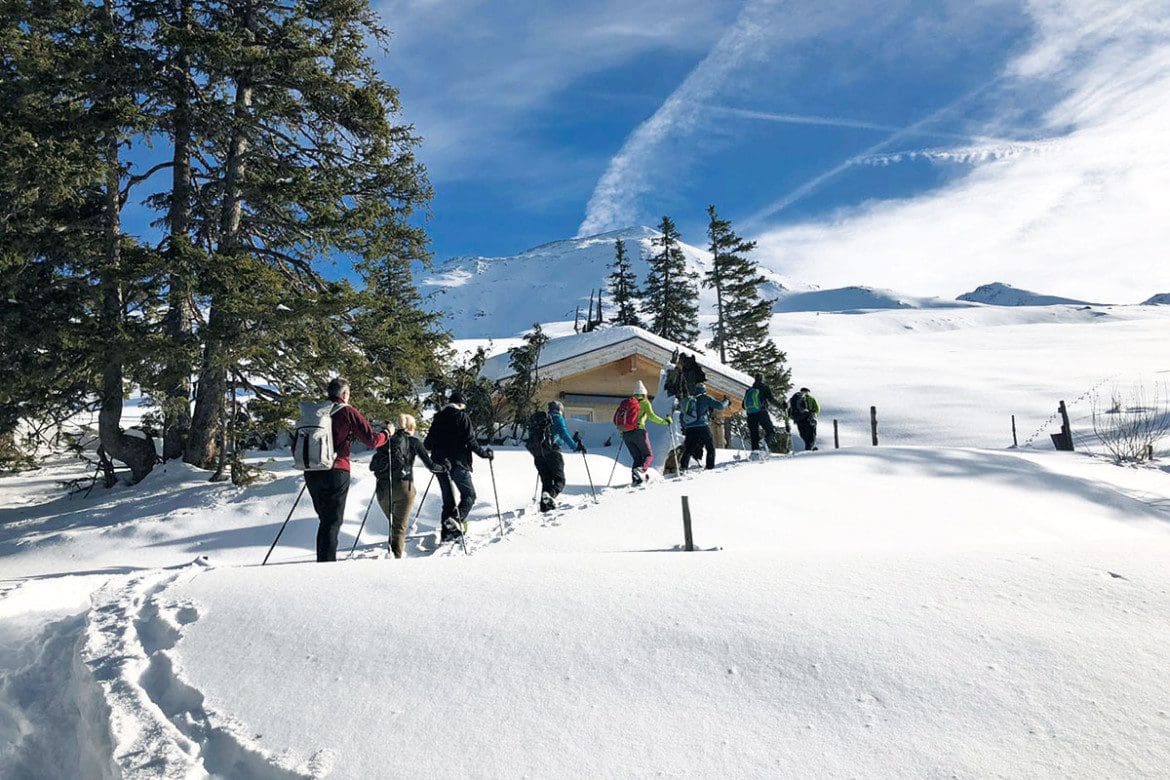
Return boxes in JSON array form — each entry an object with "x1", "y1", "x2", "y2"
[{"x1": 83, "y1": 566, "x2": 333, "y2": 778}]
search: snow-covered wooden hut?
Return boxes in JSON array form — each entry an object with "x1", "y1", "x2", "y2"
[{"x1": 480, "y1": 326, "x2": 752, "y2": 443}]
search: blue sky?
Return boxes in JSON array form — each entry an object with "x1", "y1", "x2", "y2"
[
  {"x1": 119, "y1": 1, "x2": 1170, "y2": 301},
  {"x1": 378, "y1": 0, "x2": 1040, "y2": 260}
]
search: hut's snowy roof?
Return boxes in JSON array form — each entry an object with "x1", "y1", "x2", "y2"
[{"x1": 480, "y1": 325, "x2": 753, "y2": 389}]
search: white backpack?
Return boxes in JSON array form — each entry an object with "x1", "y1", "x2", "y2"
[{"x1": 293, "y1": 401, "x2": 346, "y2": 471}]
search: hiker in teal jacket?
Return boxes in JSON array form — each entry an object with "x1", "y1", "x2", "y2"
[
  {"x1": 679, "y1": 384, "x2": 730, "y2": 470},
  {"x1": 744, "y1": 373, "x2": 779, "y2": 451}
]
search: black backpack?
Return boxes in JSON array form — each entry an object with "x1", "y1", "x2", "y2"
[
  {"x1": 788, "y1": 392, "x2": 808, "y2": 421},
  {"x1": 525, "y1": 410, "x2": 554, "y2": 455},
  {"x1": 371, "y1": 432, "x2": 413, "y2": 480}
]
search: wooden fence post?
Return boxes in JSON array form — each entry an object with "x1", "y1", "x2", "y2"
[
  {"x1": 681, "y1": 496, "x2": 694, "y2": 552},
  {"x1": 833, "y1": 419, "x2": 839, "y2": 449},
  {"x1": 870, "y1": 406, "x2": 878, "y2": 446},
  {"x1": 1051, "y1": 400, "x2": 1075, "y2": 452},
  {"x1": 1011, "y1": 414, "x2": 1018, "y2": 448}
]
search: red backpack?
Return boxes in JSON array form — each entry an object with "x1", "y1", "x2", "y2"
[{"x1": 613, "y1": 396, "x2": 641, "y2": 431}]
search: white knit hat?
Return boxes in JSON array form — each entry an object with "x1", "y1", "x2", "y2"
[{"x1": 634, "y1": 380, "x2": 648, "y2": 395}]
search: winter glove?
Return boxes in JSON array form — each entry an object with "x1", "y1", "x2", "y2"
[
  {"x1": 430, "y1": 464, "x2": 447, "y2": 474},
  {"x1": 577, "y1": 442, "x2": 587, "y2": 454},
  {"x1": 483, "y1": 447, "x2": 495, "y2": 460}
]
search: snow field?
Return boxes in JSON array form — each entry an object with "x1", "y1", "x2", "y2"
[
  {"x1": 3, "y1": 302, "x2": 1170, "y2": 777},
  {"x1": 155, "y1": 448, "x2": 1170, "y2": 777},
  {"x1": 771, "y1": 304, "x2": 1170, "y2": 451}
]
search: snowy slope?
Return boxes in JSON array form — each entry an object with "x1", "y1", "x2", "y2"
[
  {"x1": 421, "y1": 226, "x2": 793, "y2": 338},
  {"x1": 3, "y1": 447, "x2": 1170, "y2": 777},
  {"x1": 1144, "y1": 292, "x2": 1170, "y2": 305},
  {"x1": 771, "y1": 304, "x2": 1170, "y2": 450},
  {"x1": 957, "y1": 282, "x2": 1096, "y2": 306},
  {"x1": 772, "y1": 285, "x2": 973, "y2": 313}
]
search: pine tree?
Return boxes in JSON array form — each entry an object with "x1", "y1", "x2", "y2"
[
  {"x1": 1, "y1": 0, "x2": 442, "y2": 481},
  {"x1": 348, "y1": 224, "x2": 451, "y2": 423},
  {"x1": 504, "y1": 323, "x2": 550, "y2": 434},
  {"x1": 643, "y1": 216, "x2": 699, "y2": 346},
  {"x1": 607, "y1": 239, "x2": 642, "y2": 327},
  {"x1": 184, "y1": 0, "x2": 434, "y2": 469},
  {"x1": 703, "y1": 205, "x2": 790, "y2": 393}
]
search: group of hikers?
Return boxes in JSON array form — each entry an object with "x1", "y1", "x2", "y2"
[{"x1": 291, "y1": 374, "x2": 819, "y2": 563}]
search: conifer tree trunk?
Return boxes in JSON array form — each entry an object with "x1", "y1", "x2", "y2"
[
  {"x1": 712, "y1": 247, "x2": 726, "y2": 363},
  {"x1": 97, "y1": 130, "x2": 156, "y2": 483},
  {"x1": 162, "y1": 0, "x2": 194, "y2": 460},
  {"x1": 186, "y1": 24, "x2": 253, "y2": 469}
]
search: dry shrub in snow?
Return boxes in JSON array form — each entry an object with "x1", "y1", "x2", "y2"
[{"x1": 1090, "y1": 384, "x2": 1170, "y2": 463}]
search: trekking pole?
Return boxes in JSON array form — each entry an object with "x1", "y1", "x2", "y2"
[
  {"x1": 413, "y1": 473, "x2": 434, "y2": 523},
  {"x1": 532, "y1": 473, "x2": 541, "y2": 503},
  {"x1": 669, "y1": 400, "x2": 683, "y2": 479},
  {"x1": 488, "y1": 458, "x2": 505, "y2": 538},
  {"x1": 575, "y1": 433, "x2": 598, "y2": 503},
  {"x1": 606, "y1": 438, "x2": 625, "y2": 487},
  {"x1": 262, "y1": 481, "x2": 306, "y2": 566},
  {"x1": 347, "y1": 490, "x2": 376, "y2": 559}
]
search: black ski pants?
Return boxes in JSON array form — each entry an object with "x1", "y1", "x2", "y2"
[
  {"x1": 747, "y1": 411, "x2": 776, "y2": 451},
  {"x1": 622, "y1": 429, "x2": 653, "y2": 475},
  {"x1": 797, "y1": 417, "x2": 818, "y2": 451},
  {"x1": 680, "y1": 426, "x2": 716, "y2": 470},
  {"x1": 437, "y1": 462, "x2": 476, "y2": 521},
  {"x1": 305, "y1": 468, "x2": 351, "y2": 562},
  {"x1": 533, "y1": 450, "x2": 567, "y2": 499}
]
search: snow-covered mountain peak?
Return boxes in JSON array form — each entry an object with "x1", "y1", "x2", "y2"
[{"x1": 957, "y1": 282, "x2": 1096, "y2": 307}]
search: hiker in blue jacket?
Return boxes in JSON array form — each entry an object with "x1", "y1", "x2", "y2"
[
  {"x1": 526, "y1": 400, "x2": 585, "y2": 512},
  {"x1": 678, "y1": 384, "x2": 731, "y2": 470}
]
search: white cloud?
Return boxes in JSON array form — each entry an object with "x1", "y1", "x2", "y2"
[
  {"x1": 375, "y1": 0, "x2": 738, "y2": 182},
  {"x1": 751, "y1": 0, "x2": 1170, "y2": 303},
  {"x1": 576, "y1": 0, "x2": 1022, "y2": 236}
]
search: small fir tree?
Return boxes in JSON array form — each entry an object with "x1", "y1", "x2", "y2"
[
  {"x1": 703, "y1": 205, "x2": 790, "y2": 394},
  {"x1": 607, "y1": 239, "x2": 642, "y2": 327},
  {"x1": 504, "y1": 323, "x2": 550, "y2": 435},
  {"x1": 643, "y1": 216, "x2": 699, "y2": 346}
]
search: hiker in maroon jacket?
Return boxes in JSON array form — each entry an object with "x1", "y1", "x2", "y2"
[{"x1": 295, "y1": 377, "x2": 387, "y2": 562}]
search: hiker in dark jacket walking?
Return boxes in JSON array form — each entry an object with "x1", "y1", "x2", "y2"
[
  {"x1": 789, "y1": 387, "x2": 821, "y2": 451},
  {"x1": 295, "y1": 377, "x2": 388, "y2": 562},
  {"x1": 371, "y1": 414, "x2": 445, "y2": 558},
  {"x1": 743, "y1": 373, "x2": 780, "y2": 452},
  {"x1": 423, "y1": 391, "x2": 493, "y2": 541},
  {"x1": 679, "y1": 384, "x2": 730, "y2": 470},
  {"x1": 527, "y1": 400, "x2": 584, "y2": 512}
]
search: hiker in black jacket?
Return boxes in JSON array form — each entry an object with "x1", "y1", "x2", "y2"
[
  {"x1": 423, "y1": 391, "x2": 494, "y2": 541},
  {"x1": 371, "y1": 414, "x2": 445, "y2": 558}
]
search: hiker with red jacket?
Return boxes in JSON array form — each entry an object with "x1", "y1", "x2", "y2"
[
  {"x1": 292, "y1": 377, "x2": 388, "y2": 562},
  {"x1": 614, "y1": 380, "x2": 672, "y2": 486}
]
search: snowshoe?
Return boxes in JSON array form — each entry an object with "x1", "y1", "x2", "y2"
[
  {"x1": 440, "y1": 517, "x2": 463, "y2": 542},
  {"x1": 539, "y1": 492, "x2": 556, "y2": 513}
]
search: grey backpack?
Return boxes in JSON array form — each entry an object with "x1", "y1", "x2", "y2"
[{"x1": 293, "y1": 401, "x2": 345, "y2": 470}]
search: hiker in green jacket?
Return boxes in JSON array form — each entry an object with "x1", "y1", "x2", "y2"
[
  {"x1": 619, "y1": 380, "x2": 671, "y2": 485},
  {"x1": 789, "y1": 387, "x2": 821, "y2": 451}
]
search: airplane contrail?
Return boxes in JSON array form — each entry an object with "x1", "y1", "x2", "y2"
[
  {"x1": 740, "y1": 80, "x2": 999, "y2": 232},
  {"x1": 703, "y1": 104, "x2": 1023, "y2": 146}
]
